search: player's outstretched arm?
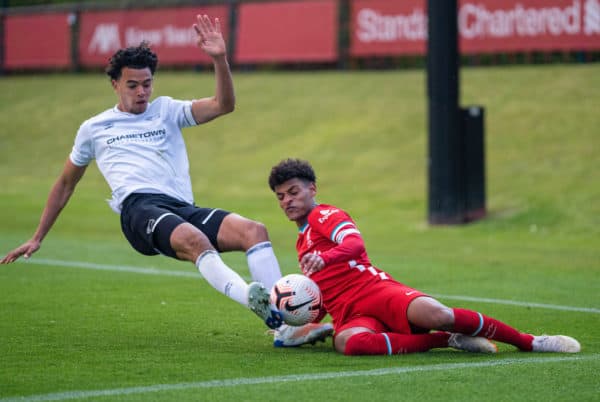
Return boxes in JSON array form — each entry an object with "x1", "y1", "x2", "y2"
[
  {"x1": 190, "y1": 14, "x2": 235, "y2": 124},
  {"x1": 1, "y1": 159, "x2": 87, "y2": 264}
]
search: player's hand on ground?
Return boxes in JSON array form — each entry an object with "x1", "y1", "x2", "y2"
[
  {"x1": 193, "y1": 14, "x2": 226, "y2": 58},
  {"x1": 300, "y1": 252, "x2": 325, "y2": 275},
  {"x1": 0, "y1": 240, "x2": 40, "y2": 264}
]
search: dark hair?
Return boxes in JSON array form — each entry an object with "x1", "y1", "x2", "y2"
[
  {"x1": 105, "y1": 41, "x2": 158, "y2": 80},
  {"x1": 268, "y1": 158, "x2": 316, "y2": 191}
]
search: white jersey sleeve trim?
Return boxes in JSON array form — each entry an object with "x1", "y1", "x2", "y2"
[{"x1": 183, "y1": 102, "x2": 197, "y2": 126}]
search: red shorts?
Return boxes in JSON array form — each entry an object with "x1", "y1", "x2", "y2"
[{"x1": 334, "y1": 280, "x2": 428, "y2": 335}]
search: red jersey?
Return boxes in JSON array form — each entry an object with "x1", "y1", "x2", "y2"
[{"x1": 296, "y1": 204, "x2": 399, "y2": 326}]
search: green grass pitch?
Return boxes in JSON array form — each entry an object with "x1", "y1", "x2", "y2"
[{"x1": 0, "y1": 64, "x2": 599, "y2": 401}]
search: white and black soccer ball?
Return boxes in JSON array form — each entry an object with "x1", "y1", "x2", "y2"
[{"x1": 270, "y1": 274, "x2": 322, "y2": 326}]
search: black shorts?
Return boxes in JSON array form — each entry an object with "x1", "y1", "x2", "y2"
[{"x1": 120, "y1": 193, "x2": 230, "y2": 258}]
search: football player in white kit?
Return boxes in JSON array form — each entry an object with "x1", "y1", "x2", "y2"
[{"x1": 1, "y1": 14, "x2": 332, "y2": 347}]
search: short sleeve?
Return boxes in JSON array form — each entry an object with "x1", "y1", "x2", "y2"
[
  {"x1": 309, "y1": 207, "x2": 360, "y2": 244},
  {"x1": 69, "y1": 121, "x2": 94, "y2": 166},
  {"x1": 161, "y1": 96, "x2": 197, "y2": 128}
]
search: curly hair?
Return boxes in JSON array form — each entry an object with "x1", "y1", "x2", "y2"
[
  {"x1": 105, "y1": 41, "x2": 158, "y2": 80},
  {"x1": 268, "y1": 158, "x2": 316, "y2": 191}
]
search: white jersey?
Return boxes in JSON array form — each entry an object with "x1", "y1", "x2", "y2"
[{"x1": 70, "y1": 96, "x2": 198, "y2": 213}]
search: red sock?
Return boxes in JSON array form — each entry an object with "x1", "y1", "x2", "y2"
[
  {"x1": 344, "y1": 331, "x2": 450, "y2": 355},
  {"x1": 452, "y1": 308, "x2": 534, "y2": 351}
]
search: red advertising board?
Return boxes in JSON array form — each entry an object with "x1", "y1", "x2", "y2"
[
  {"x1": 235, "y1": 0, "x2": 338, "y2": 63},
  {"x1": 459, "y1": 0, "x2": 600, "y2": 52},
  {"x1": 4, "y1": 13, "x2": 72, "y2": 69},
  {"x1": 78, "y1": 6, "x2": 229, "y2": 67},
  {"x1": 350, "y1": 0, "x2": 600, "y2": 57},
  {"x1": 350, "y1": 0, "x2": 427, "y2": 56}
]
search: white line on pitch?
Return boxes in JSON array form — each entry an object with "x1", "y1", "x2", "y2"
[
  {"x1": 22, "y1": 257, "x2": 199, "y2": 278},
  {"x1": 0, "y1": 355, "x2": 596, "y2": 402},
  {"x1": 16, "y1": 257, "x2": 600, "y2": 314},
  {"x1": 432, "y1": 294, "x2": 600, "y2": 314}
]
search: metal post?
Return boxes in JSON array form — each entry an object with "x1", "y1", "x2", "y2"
[{"x1": 427, "y1": 0, "x2": 462, "y2": 224}]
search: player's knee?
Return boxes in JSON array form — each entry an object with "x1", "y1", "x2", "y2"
[
  {"x1": 170, "y1": 223, "x2": 212, "y2": 260},
  {"x1": 408, "y1": 297, "x2": 455, "y2": 330},
  {"x1": 219, "y1": 214, "x2": 271, "y2": 251},
  {"x1": 429, "y1": 306, "x2": 455, "y2": 330},
  {"x1": 183, "y1": 231, "x2": 207, "y2": 251},
  {"x1": 244, "y1": 220, "x2": 270, "y2": 245}
]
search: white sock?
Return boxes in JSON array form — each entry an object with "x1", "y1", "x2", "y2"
[
  {"x1": 195, "y1": 250, "x2": 249, "y2": 306},
  {"x1": 246, "y1": 241, "x2": 282, "y2": 291}
]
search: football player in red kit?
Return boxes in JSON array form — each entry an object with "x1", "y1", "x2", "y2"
[{"x1": 268, "y1": 158, "x2": 581, "y2": 355}]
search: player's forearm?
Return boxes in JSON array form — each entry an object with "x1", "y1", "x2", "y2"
[
  {"x1": 320, "y1": 235, "x2": 366, "y2": 266},
  {"x1": 212, "y1": 55, "x2": 235, "y2": 114},
  {"x1": 31, "y1": 177, "x2": 76, "y2": 243}
]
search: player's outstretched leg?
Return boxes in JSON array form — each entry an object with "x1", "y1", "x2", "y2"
[
  {"x1": 248, "y1": 282, "x2": 283, "y2": 329},
  {"x1": 272, "y1": 323, "x2": 334, "y2": 347},
  {"x1": 531, "y1": 335, "x2": 580, "y2": 353},
  {"x1": 448, "y1": 333, "x2": 498, "y2": 353},
  {"x1": 451, "y1": 308, "x2": 581, "y2": 353}
]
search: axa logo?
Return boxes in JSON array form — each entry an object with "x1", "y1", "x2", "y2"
[
  {"x1": 318, "y1": 209, "x2": 339, "y2": 224},
  {"x1": 88, "y1": 23, "x2": 121, "y2": 54}
]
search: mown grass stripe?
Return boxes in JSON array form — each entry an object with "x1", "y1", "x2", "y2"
[
  {"x1": 19, "y1": 258, "x2": 600, "y2": 315},
  {"x1": 1, "y1": 355, "x2": 596, "y2": 402}
]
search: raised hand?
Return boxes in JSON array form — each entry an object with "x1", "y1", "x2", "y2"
[{"x1": 193, "y1": 14, "x2": 226, "y2": 58}]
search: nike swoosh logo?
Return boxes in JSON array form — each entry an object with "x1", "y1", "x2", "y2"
[
  {"x1": 405, "y1": 291, "x2": 417, "y2": 296},
  {"x1": 285, "y1": 299, "x2": 312, "y2": 311}
]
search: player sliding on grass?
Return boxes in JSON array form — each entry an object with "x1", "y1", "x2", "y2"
[
  {"x1": 0, "y1": 15, "x2": 332, "y2": 348},
  {"x1": 268, "y1": 158, "x2": 581, "y2": 355}
]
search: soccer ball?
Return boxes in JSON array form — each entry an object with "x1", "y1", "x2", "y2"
[{"x1": 270, "y1": 274, "x2": 322, "y2": 326}]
